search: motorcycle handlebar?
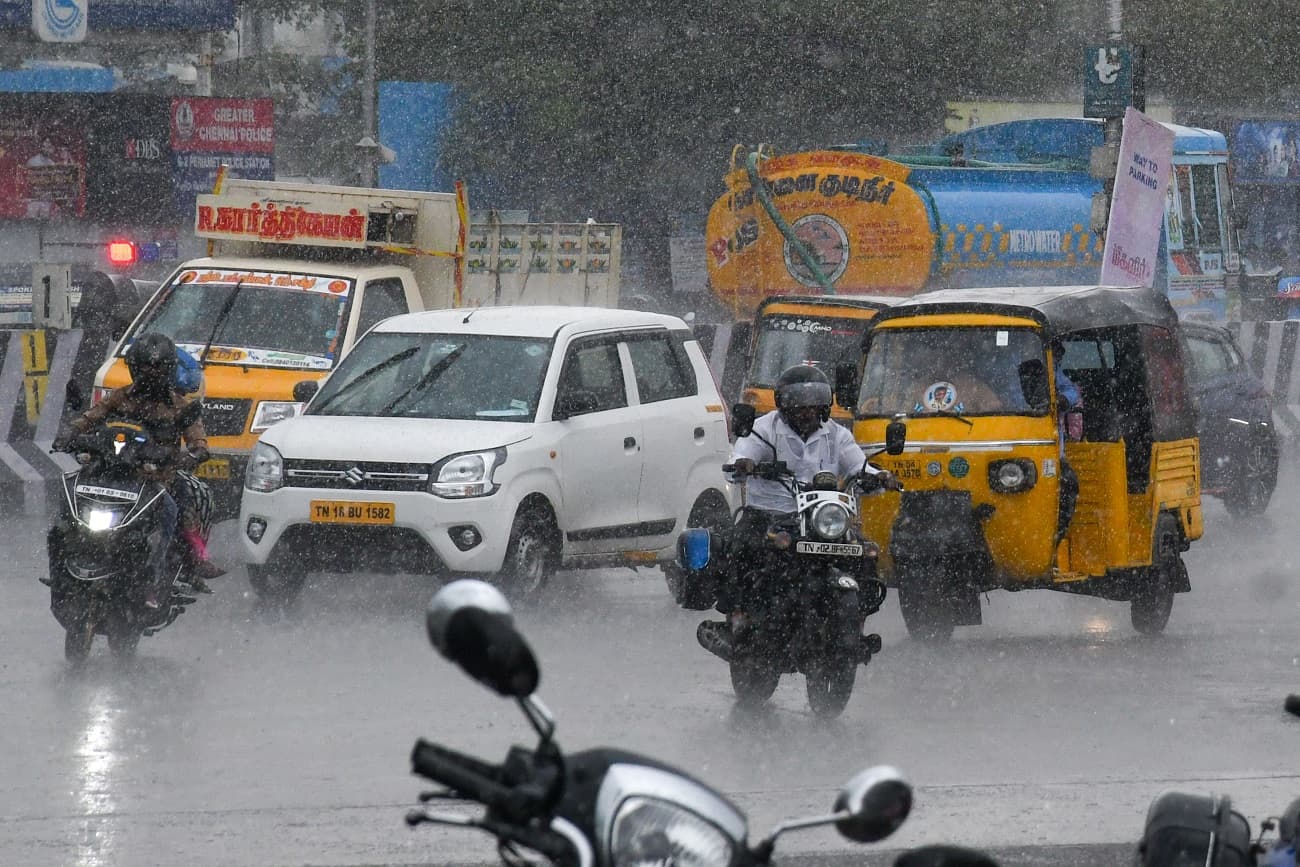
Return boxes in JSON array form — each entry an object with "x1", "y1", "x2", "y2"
[{"x1": 410, "y1": 739, "x2": 514, "y2": 812}]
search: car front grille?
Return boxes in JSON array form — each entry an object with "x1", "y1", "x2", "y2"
[
  {"x1": 283, "y1": 459, "x2": 431, "y2": 492},
  {"x1": 200, "y1": 398, "x2": 252, "y2": 437}
]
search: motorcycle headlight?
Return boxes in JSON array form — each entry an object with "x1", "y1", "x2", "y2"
[
  {"x1": 80, "y1": 506, "x2": 127, "y2": 532},
  {"x1": 245, "y1": 441, "x2": 284, "y2": 492},
  {"x1": 430, "y1": 448, "x2": 505, "y2": 498},
  {"x1": 611, "y1": 797, "x2": 736, "y2": 867},
  {"x1": 250, "y1": 401, "x2": 304, "y2": 433},
  {"x1": 811, "y1": 502, "x2": 850, "y2": 540}
]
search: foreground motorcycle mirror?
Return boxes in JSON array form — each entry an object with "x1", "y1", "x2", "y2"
[
  {"x1": 885, "y1": 415, "x2": 908, "y2": 456},
  {"x1": 426, "y1": 580, "x2": 539, "y2": 698},
  {"x1": 834, "y1": 765, "x2": 912, "y2": 843},
  {"x1": 753, "y1": 765, "x2": 911, "y2": 860}
]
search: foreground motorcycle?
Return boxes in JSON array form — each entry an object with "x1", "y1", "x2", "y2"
[
  {"x1": 46, "y1": 420, "x2": 214, "y2": 662},
  {"x1": 1138, "y1": 790, "x2": 1300, "y2": 866},
  {"x1": 407, "y1": 579, "x2": 996, "y2": 866},
  {"x1": 680, "y1": 409, "x2": 906, "y2": 718}
]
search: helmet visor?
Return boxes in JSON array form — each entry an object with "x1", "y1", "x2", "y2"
[{"x1": 780, "y1": 380, "x2": 832, "y2": 409}]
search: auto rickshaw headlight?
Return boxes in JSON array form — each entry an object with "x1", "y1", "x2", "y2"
[
  {"x1": 988, "y1": 459, "x2": 1037, "y2": 494},
  {"x1": 811, "y1": 502, "x2": 850, "y2": 539}
]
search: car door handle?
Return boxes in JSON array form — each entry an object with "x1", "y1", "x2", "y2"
[{"x1": 624, "y1": 436, "x2": 637, "y2": 449}]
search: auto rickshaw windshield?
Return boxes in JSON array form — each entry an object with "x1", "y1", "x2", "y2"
[{"x1": 857, "y1": 326, "x2": 1050, "y2": 417}]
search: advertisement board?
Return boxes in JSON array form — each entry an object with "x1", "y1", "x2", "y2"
[
  {"x1": 170, "y1": 97, "x2": 275, "y2": 215},
  {"x1": 1230, "y1": 120, "x2": 1300, "y2": 185},
  {"x1": 1100, "y1": 107, "x2": 1174, "y2": 288},
  {"x1": 0, "y1": 0, "x2": 235, "y2": 31},
  {"x1": 0, "y1": 108, "x2": 86, "y2": 218}
]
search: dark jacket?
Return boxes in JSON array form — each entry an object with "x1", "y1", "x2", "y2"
[{"x1": 70, "y1": 384, "x2": 208, "y2": 483}]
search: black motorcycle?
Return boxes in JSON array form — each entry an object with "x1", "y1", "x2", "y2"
[
  {"x1": 46, "y1": 418, "x2": 214, "y2": 662},
  {"x1": 1138, "y1": 789, "x2": 1299, "y2": 866}
]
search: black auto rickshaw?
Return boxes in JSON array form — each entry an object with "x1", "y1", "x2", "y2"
[{"x1": 840, "y1": 285, "x2": 1201, "y2": 639}]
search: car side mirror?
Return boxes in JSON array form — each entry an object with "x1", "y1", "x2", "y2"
[
  {"x1": 1018, "y1": 359, "x2": 1049, "y2": 412},
  {"x1": 553, "y1": 388, "x2": 600, "y2": 420},
  {"x1": 292, "y1": 380, "x2": 320, "y2": 403},
  {"x1": 885, "y1": 417, "x2": 907, "y2": 455},
  {"x1": 833, "y1": 362, "x2": 859, "y2": 410},
  {"x1": 731, "y1": 403, "x2": 756, "y2": 438},
  {"x1": 425, "y1": 580, "x2": 539, "y2": 698},
  {"x1": 65, "y1": 380, "x2": 85, "y2": 413}
]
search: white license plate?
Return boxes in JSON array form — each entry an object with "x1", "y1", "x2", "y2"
[{"x1": 795, "y1": 541, "x2": 864, "y2": 557}]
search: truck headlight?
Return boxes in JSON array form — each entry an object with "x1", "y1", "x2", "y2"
[
  {"x1": 811, "y1": 502, "x2": 850, "y2": 540},
  {"x1": 245, "y1": 442, "x2": 285, "y2": 492},
  {"x1": 429, "y1": 448, "x2": 505, "y2": 498},
  {"x1": 250, "y1": 401, "x2": 304, "y2": 433},
  {"x1": 611, "y1": 797, "x2": 735, "y2": 867}
]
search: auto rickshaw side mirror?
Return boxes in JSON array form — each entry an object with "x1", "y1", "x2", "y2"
[
  {"x1": 1018, "y1": 359, "x2": 1050, "y2": 413},
  {"x1": 731, "y1": 403, "x2": 757, "y2": 438},
  {"x1": 885, "y1": 417, "x2": 907, "y2": 455},
  {"x1": 292, "y1": 380, "x2": 320, "y2": 403},
  {"x1": 833, "y1": 361, "x2": 859, "y2": 410}
]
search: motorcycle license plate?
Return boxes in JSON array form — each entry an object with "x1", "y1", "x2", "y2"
[
  {"x1": 310, "y1": 500, "x2": 395, "y2": 525},
  {"x1": 796, "y1": 541, "x2": 864, "y2": 557},
  {"x1": 196, "y1": 458, "x2": 230, "y2": 480}
]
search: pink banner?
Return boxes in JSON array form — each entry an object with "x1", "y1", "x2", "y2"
[{"x1": 1100, "y1": 106, "x2": 1175, "y2": 287}]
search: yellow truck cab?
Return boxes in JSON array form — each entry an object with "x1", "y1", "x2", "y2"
[
  {"x1": 93, "y1": 179, "x2": 467, "y2": 516},
  {"x1": 740, "y1": 294, "x2": 894, "y2": 421}
]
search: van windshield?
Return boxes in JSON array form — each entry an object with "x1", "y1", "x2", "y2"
[
  {"x1": 309, "y1": 332, "x2": 553, "y2": 421},
  {"x1": 749, "y1": 313, "x2": 870, "y2": 387},
  {"x1": 124, "y1": 269, "x2": 354, "y2": 370},
  {"x1": 858, "y1": 326, "x2": 1048, "y2": 417}
]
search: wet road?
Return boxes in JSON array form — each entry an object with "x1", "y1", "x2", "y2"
[{"x1": 2, "y1": 464, "x2": 1298, "y2": 866}]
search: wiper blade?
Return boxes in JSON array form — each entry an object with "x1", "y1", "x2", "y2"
[
  {"x1": 199, "y1": 280, "x2": 246, "y2": 366},
  {"x1": 379, "y1": 345, "x2": 467, "y2": 415},
  {"x1": 927, "y1": 408, "x2": 975, "y2": 428},
  {"x1": 312, "y1": 347, "x2": 419, "y2": 413}
]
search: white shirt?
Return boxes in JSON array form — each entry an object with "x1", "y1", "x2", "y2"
[{"x1": 729, "y1": 412, "x2": 880, "y2": 512}]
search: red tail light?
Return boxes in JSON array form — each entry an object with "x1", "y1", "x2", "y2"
[{"x1": 107, "y1": 240, "x2": 138, "y2": 267}]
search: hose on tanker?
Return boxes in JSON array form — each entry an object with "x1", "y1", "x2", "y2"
[{"x1": 744, "y1": 150, "x2": 835, "y2": 295}]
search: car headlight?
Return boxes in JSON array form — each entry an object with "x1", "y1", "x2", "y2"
[
  {"x1": 811, "y1": 502, "x2": 850, "y2": 540},
  {"x1": 245, "y1": 441, "x2": 285, "y2": 492},
  {"x1": 611, "y1": 797, "x2": 736, "y2": 867},
  {"x1": 988, "y1": 458, "x2": 1037, "y2": 494},
  {"x1": 250, "y1": 401, "x2": 304, "y2": 433},
  {"x1": 429, "y1": 448, "x2": 505, "y2": 498}
]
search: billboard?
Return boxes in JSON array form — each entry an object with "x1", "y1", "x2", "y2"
[
  {"x1": 1230, "y1": 120, "x2": 1300, "y2": 184},
  {"x1": 170, "y1": 97, "x2": 276, "y2": 215},
  {"x1": 0, "y1": 107, "x2": 86, "y2": 218},
  {"x1": 0, "y1": 0, "x2": 235, "y2": 31}
]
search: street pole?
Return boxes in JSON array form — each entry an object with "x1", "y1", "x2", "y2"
[{"x1": 362, "y1": 0, "x2": 377, "y2": 187}]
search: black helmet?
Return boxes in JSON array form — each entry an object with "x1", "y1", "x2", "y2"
[
  {"x1": 775, "y1": 364, "x2": 832, "y2": 421},
  {"x1": 125, "y1": 332, "x2": 178, "y2": 398}
]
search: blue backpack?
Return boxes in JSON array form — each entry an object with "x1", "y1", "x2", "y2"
[{"x1": 175, "y1": 346, "x2": 203, "y2": 394}]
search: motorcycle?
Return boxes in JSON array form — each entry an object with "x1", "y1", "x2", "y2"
[
  {"x1": 406, "y1": 578, "x2": 998, "y2": 866},
  {"x1": 1138, "y1": 790, "x2": 1300, "y2": 867},
  {"x1": 678, "y1": 408, "x2": 906, "y2": 719},
  {"x1": 45, "y1": 418, "x2": 214, "y2": 662}
]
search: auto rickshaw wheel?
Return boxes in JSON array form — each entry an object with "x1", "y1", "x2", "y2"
[
  {"x1": 897, "y1": 580, "x2": 954, "y2": 643},
  {"x1": 730, "y1": 656, "x2": 780, "y2": 708},
  {"x1": 1131, "y1": 516, "x2": 1180, "y2": 635}
]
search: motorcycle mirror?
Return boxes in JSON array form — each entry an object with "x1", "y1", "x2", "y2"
[
  {"x1": 833, "y1": 765, "x2": 912, "y2": 843},
  {"x1": 731, "y1": 403, "x2": 756, "y2": 438},
  {"x1": 885, "y1": 417, "x2": 907, "y2": 456},
  {"x1": 425, "y1": 580, "x2": 539, "y2": 698}
]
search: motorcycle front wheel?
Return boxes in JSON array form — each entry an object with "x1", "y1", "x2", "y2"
[
  {"x1": 108, "y1": 626, "x2": 141, "y2": 658},
  {"x1": 64, "y1": 621, "x2": 94, "y2": 663},
  {"x1": 730, "y1": 656, "x2": 779, "y2": 708},
  {"x1": 806, "y1": 660, "x2": 856, "y2": 718}
]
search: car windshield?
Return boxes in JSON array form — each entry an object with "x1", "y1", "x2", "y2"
[
  {"x1": 308, "y1": 331, "x2": 552, "y2": 421},
  {"x1": 749, "y1": 313, "x2": 870, "y2": 387},
  {"x1": 125, "y1": 272, "x2": 353, "y2": 370},
  {"x1": 858, "y1": 326, "x2": 1047, "y2": 416}
]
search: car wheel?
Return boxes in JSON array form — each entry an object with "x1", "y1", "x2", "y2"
[
  {"x1": 247, "y1": 561, "x2": 308, "y2": 603},
  {"x1": 497, "y1": 507, "x2": 559, "y2": 603},
  {"x1": 665, "y1": 493, "x2": 732, "y2": 611},
  {"x1": 1223, "y1": 435, "x2": 1278, "y2": 518},
  {"x1": 1131, "y1": 515, "x2": 1180, "y2": 636}
]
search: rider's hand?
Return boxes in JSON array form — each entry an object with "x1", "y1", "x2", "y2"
[
  {"x1": 730, "y1": 458, "x2": 755, "y2": 477},
  {"x1": 874, "y1": 469, "x2": 903, "y2": 491}
]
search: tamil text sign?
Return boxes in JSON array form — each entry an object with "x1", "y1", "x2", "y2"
[{"x1": 1099, "y1": 107, "x2": 1174, "y2": 288}]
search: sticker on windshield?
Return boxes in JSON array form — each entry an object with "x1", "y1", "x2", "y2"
[
  {"x1": 996, "y1": 330, "x2": 1009, "y2": 347},
  {"x1": 176, "y1": 342, "x2": 333, "y2": 371},
  {"x1": 524, "y1": 343, "x2": 547, "y2": 357},
  {"x1": 919, "y1": 381, "x2": 958, "y2": 412},
  {"x1": 181, "y1": 268, "x2": 354, "y2": 296}
]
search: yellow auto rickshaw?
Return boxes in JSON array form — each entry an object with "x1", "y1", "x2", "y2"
[{"x1": 838, "y1": 285, "x2": 1202, "y2": 640}]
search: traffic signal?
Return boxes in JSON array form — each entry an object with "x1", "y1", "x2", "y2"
[{"x1": 106, "y1": 240, "x2": 138, "y2": 267}]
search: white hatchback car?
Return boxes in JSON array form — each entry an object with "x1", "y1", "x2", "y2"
[{"x1": 239, "y1": 306, "x2": 734, "y2": 601}]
